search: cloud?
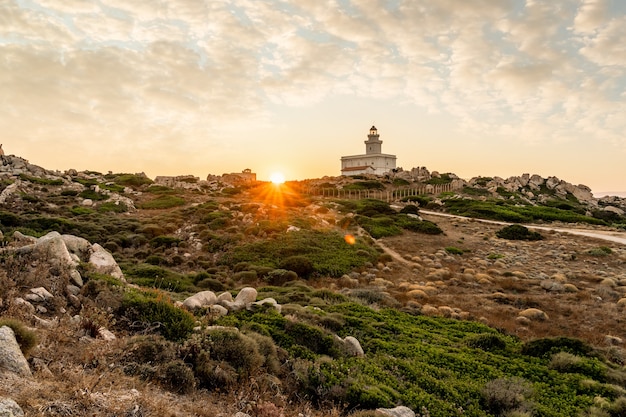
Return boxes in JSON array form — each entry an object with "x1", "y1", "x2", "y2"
[{"x1": 1, "y1": 0, "x2": 625, "y2": 176}]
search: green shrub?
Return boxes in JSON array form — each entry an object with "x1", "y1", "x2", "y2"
[
  {"x1": 426, "y1": 173, "x2": 452, "y2": 185},
  {"x1": 588, "y1": 246, "x2": 613, "y2": 256},
  {"x1": 496, "y1": 224, "x2": 543, "y2": 241},
  {"x1": 0, "y1": 318, "x2": 38, "y2": 356},
  {"x1": 118, "y1": 290, "x2": 195, "y2": 341},
  {"x1": 356, "y1": 199, "x2": 395, "y2": 216},
  {"x1": 279, "y1": 255, "x2": 315, "y2": 278},
  {"x1": 97, "y1": 202, "x2": 128, "y2": 213},
  {"x1": 79, "y1": 189, "x2": 109, "y2": 201},
  {"x1": 18, "y1": 173, "x2": 63, "y2": 186},
  {"x1": 124, "y1": 264, "x2": 194, "y2": 292},
  {"x1": 140, "y1": 195, "x2": 186, "y2": 209},
  {"x1": 445, "y1": 246, "x2": 464, "y2": 255},
  {"x1": 111, "y1": 173, "x2": 153, "y2": 188},
  {"x1": 392, "y1": 178, "x2": 410, "y2": 186},
  {"x1": 150, "y1": 235, "x2": 181, "y2": 248},
  {"x1": 481, "y1": 377, "x2": 534, "y2": 416},
  {"x1": 146, "y1": 185, "x2": 176, "y2": 194},
  {"x1": 548, "y1": 352, "x2": 607, "y2": 380},
  {"x1": 264, "y1": 269, "x2": 298, "y2": 286},
  {"x1": 196, "y1": 278, "x2": 225, "y2": 292},
  {"x1": 234, "y1": 270, "x2": 258, "y2": 284},
  {"x1": 344, "y1": 181, "x2": 385, "y2": 191},
  {"x1": 521, "y1": 336, "x2": 594, "y2": 358},
  {"x1": 399, "y1": 205, "x2": 419, "y2": 215},
  {"x1": 159, "y1": 360, "x2": 196, "y2": 394},
  {"x1": 60, "y1": 189, "x2": 79, "y2": 196},
  {"x1": 185, "y1": 329, "x2": 263, "y2": 382}
]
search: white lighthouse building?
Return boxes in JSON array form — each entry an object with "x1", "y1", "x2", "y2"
[{"x1": 340, "y1": 126, "x2": 397, "y2": 176}]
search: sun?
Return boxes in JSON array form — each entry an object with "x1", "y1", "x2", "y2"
[{"x1": 269, "y1": 172, "x2": 285, "y2": 185}]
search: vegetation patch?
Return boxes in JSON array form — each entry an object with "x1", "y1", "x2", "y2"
[
  {"x1": 140, "y1": 195, "x2": 186, "y2": 209},
  {"x1": 117, "y1": 289, "x2": 195, "y2": 342},
  {"x1": 19, "y1": 173, "x2": 63, "y2": 186},
  {"x1": 219, "y1": 229, "x2": 379, "y2": 278},
  {"x1": 496, "y1": 224, "x2": 544, "y2": 241}
]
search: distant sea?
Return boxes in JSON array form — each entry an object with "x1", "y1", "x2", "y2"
[{"x1": 593, "y1": 191, "x2": 626, "y2": 198}]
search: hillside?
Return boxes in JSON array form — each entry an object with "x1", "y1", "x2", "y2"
[{"x1": 1, "y1": 154, "x2": 626, "y2": 417}]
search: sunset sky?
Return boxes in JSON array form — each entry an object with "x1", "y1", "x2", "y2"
[{"x1": 2, "y1": 0, "x2": 626, "y2": 194}]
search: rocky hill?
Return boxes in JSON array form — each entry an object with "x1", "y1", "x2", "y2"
[{"x1": 1, "y1": 154, "x2": 626, "y2": 417}]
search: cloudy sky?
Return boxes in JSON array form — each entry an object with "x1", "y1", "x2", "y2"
[{"x1": 2, "y1": 0, "x2": 626, "y2": 194}]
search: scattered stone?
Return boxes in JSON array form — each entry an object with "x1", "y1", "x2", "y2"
[
  {"x1": 563, "y1": 283, "x2": 579, "y2": 293},
  {"x1": 217, "y1": 292, "x2": 233, "y2": 303},
  {"x1": 89, "y1": 244, "x2": 125, "y2": 280},
  {"x1": 518, "y1": 308, "x2": 548, "y2": 321},
  {"x1": 234, "y1": 287, "x2": 257, "y2": 306},
  {"x1": 249, "y1": 297, "x2": 281, "y2": 313},
  {"x1": 207, "y1": 304, "x2": 229, "y2": 317},
  {"x1": 343, "y1": 336, "x2": 365, "y2": 357},
  {"x1": 97, "y1": 327, "x2": 116, "y2": 341},
  {"x1": 183, "y1": 291, "x2": 217, "y2": 310},
  {"x1": 30, "y1": 287, "x2": 54, "y2": 301},
  {"x1": 605, "y1": 335, "x2": 623, "y2": 346},
  {"x1": 0, "y1": 326, "x2": 32, "y2": 377},
  {"x1": 376, "y1": 406, "x2": 415, "y2": 417},
  {"x1": 0, "y1": 398, "x2": 24, "y2": 417}
]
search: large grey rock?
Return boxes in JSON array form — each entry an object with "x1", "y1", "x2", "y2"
[
  {"x1": 0, "y1": 398, "x2": 24, "y2": 417},
  {"x1": 11, "y1": 231, "x2": 36, "y2": 245},
  {"x1": 61, "y1": 234, "x2": 92, "y2": 258},
  {"x1": 183, "y1": 291, "x2": 217, "y2": 310},
  {"x1": 234, "y1": 287, "x2": 257, "y2": 306},
  {"x1": 376, "y1": 406, "x2": 415, "y2": 417},
  {"x1": 89, "y1": 244, "x2": 124, "y2": 280},
  {"x1": 0, "y1": 326, "x2": 32, "y2": 377},
  {"x1": 343, "y1": 336, "x2": 365, "y2": 357},
  {"x1": 249, "y1": 297, "x2": 281, "y2": 313},
  {"x1": 33, "y1": 234, "x2": 75, "y2": 267}
]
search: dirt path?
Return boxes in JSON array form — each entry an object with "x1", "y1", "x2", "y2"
[{"x1": 420, "y1": 210, "x2": 626, "y2": 246}]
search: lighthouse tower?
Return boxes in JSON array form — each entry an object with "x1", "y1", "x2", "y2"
[
  {"x1": 365, "y1": 126, "x2": 382, "y2": 154},
  {"x1": 340, "y1": 126, "x2": 397, "y2": 176}
]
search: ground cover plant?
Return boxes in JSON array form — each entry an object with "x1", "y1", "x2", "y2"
[
  {"x1": 218, "y1": 229, "x2": 380, "y2": 277},
  {"x1": 442, "y1": 198, "x2": 607, "y2": 225},
  {"x1": 214, "y1": 296, "x2": 626, "y2": 416},
  {"x1": 337, "y1": 199, "x2": 443, "y2": 238}
]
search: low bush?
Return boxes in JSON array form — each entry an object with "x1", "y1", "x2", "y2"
[
  {"x1": 18, "y1": 173, "x2": 63, "y2": 186},
  {"x1": 118, "y1": 289, "x2": 195, "y2": 342},
  {"x1": 110, "y1": 173, "x2": 153, "y2": 188},
  {"x1": 496, "y1": 224, "x2": 543, "y2": 241},
  {"x1": 150, "y1": 235, "x2": 181, "y2": 248},
  {"x1": 481, "y1": 377, "x2": 534, "y2": 416},
  {"x1": 184, "y1": 329, "x2": 264, "y2": 388},
  {"x1": 399, "y1": 205, "x2": 419, "y2": 215},
  {"x1": 445, "y1": 246, "x2": 464, "y2": 255},
  {"x1": 521, "y1": 336, "x2": 594, "y2": 358},
  {"x1": 280, "y1": 255, "x2": 315, "y2": 278},
  {"x1": 159, "y1": 360, "x2": 196, "y2": 394},
  {"x1": 588, "y1": 246, "x2": 613, "y2": 256}
]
